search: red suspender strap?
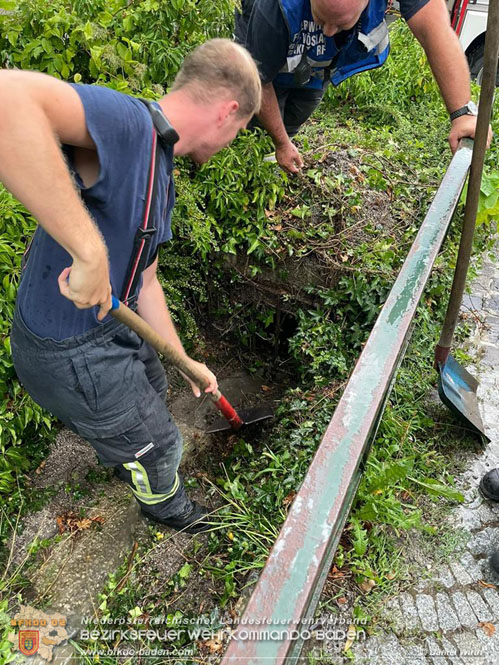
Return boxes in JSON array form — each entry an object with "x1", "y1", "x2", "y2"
[
  {"x1": 22, "y1": 110, "x2": 162, "y2": 297},
  {"x1": 120, "y1": 127, "x2": 159, "y2": 305}
]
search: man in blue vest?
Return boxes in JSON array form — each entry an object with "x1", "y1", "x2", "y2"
[
  {"x1": 0, "y1": 39, "x2": 261, "y2": 534},
  {"x1": 235, "y1": 0, "x2": 490, "y2": 173}
]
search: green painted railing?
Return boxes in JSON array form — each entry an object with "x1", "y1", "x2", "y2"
[{"x1": 221, "y1": 139, "x2": 474, "y2": 664}]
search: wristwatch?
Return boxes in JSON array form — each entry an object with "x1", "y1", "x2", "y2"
[{"x1": 449, "y1": 101, "x2": 478, "y2": 122}]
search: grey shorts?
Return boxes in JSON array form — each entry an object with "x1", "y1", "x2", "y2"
[{"x1": 10, "y1": 304, "x2": 191, "y2": 519}]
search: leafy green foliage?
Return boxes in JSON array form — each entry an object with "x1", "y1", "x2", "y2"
[
  {"x1": 1, "y1": 0, "x2": 499, "y2": 646},
  {"x1": 0, "y1": 0, "x2": 234, "y2": 94},
  {"x1": 0, "y1": 598, "x2": 16, "y2": 665},
  {"x1": 288, "y1": 275, "x2": 390, "y2": 384},
  {"x1": 473, "y1": 168, "x2": 499, "y2": 226},
  {"x1": 191, "y1": 130, "x2": 287, "y2": 256},
  {"x1": 0, "y1": 187, "x2": 53, "y2": 495},
  {"x1": 461, "y1": 89, "x2": 499, "y2": 228}
]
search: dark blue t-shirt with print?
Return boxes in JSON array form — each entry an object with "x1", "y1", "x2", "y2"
[
  {"x1": 234, "y1": 0, "x2": 431, "y2": 84},
  {"x1": 17, "y1": 84, "x2": 175, "y2": 340}
]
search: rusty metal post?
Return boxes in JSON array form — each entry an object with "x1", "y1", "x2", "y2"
[{"x1": 221, "y1": 139, "x2": 473, "y2": 664}]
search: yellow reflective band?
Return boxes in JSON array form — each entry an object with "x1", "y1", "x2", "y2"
[
  {"x1": 123, "y1": 462, "x2": 147, "y2": 496},
  {"x1": 133, "y1": 460, "x2": 152, "y2": 495},
  {"x1": 123, "y1": 466, "x2": 180, "y2": 506}
]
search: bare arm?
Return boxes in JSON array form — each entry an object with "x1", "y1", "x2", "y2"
[
  {"x1": 136, "y1": 258, "x2": 218, "y2": 396},
  {"x1": 258, "y1": 82, "x2": 304, "y2": 173},
  {"x1": 407, "y1": 0, "x2": 492, "y2": 152},
  {"x1": 0, "y1": 69, "x2": 111, "y2": 317}
]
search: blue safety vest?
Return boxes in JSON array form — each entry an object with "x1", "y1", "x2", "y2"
[{"x1": 275, "y1": 0, "x2": 390, "y2": 89}]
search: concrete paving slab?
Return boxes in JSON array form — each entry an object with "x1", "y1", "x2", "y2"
[
  {"x1": 434, "y1": 565, "x2": 456, "y2": 590},
  {"x1": 474, "y1": 625, "x2": 499, "y2": 665},
  {"x1": 440, "y1": 635, "x2": 464, "y2": 665},
  {"x1": 415, "y1": 594, "x2": 439, "y2": 632},
  {"x1": 449, "y1": 560, "x2": 474, "y2": 585},
  {"x1": 466, "y1": 590, "x2": 495, "y2": 623},
  {"x1": 435, "y1": 592, "x2": 460, "y2": 632},
  {"x1": 452, "y1": 631, "x2": 486, "y2": 665},
  {"x1": 452, "y1": 590, "x2": 480, "y2": 629},
  {"x1": 403, "y1": 642, "x2": 428, "y2": 665},
  {"x1": 375, "y1": 633, "x2": 407, "y2": 664},
  {"x1": 400, "y1": 592, "x2": 422, "y2": 631},
  {"x1": 482, "y1": 588, "x2": 499, "y2": 616},
  {"x1": 425, "y1": 636, "x2": 451, "y2": 664},
  {"x1": 466, "y1": 527, "x2": 499, "y2": 557},
  {"x1": 382, "y1": 597, "x2": 405, "y2": 632}
]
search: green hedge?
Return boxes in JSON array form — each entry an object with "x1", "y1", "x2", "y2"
[
  {"x1": 0, "y1": 0, "x2": 234, "y2": 94},
  {"x1": 0, "y1": 187, "x2": 53, "y2": 494}
]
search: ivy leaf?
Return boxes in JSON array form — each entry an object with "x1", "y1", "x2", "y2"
[
  {"x1": 7, "y1": 31, "x2": 18, "y2": 46},
  {"x1": 247, "y1": 237, "x2": 261, "y2": 254}
]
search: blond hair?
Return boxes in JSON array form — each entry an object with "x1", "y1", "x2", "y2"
[{"x1": 172, "y1": 39, "x2": 261, "y2": 117}]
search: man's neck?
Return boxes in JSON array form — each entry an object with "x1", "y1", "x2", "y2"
[{"x1": 158, "y1": 91, "x2": 204, "y2": 157}]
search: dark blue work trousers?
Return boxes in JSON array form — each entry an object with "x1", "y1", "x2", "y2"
[
  {"x1": 11, "y1": 304, "x2": 191, "y2": 520},
  {"x1": 249, "y1": 82, "x2": 327, "y2": 138}
]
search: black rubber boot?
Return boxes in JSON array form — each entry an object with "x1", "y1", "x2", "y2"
[
  {"x1": 142, "y1": 501, "x2": 212, "y2": 534},
  {"x1": 479, "y1": 468, "x2": 499, "y2": 502}
]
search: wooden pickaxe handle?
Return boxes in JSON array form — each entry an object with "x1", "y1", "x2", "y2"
[{"x1": 110, "y1": 297, "x2": 243, "y2": 429}]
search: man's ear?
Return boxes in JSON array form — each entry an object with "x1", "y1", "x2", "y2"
[
  {"x1": 227, "y1": 100, "x2": 239, "y2": 117},
  {"x1": 217, "y1": 99, "x2": 240, "y2": 126}
]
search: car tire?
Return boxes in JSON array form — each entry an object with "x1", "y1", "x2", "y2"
[{"x1": 467, "y1": 41, "x2": 499, "y2": 87}]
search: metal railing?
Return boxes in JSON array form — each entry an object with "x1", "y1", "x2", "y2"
[{"x1": 221, "y1": 139, "x2": 474, "y2": 664}]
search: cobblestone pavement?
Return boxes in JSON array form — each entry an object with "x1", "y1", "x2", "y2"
[{"x1": 349, "y1": 254, "x2": 499, "y2": 664}]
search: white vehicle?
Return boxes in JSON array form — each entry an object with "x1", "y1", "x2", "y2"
[
  {"x1": 448, "y1": 0, "x2": 496, "y2": 84},
  {"x1": 391, "y1": 0, "x2": 497, "y2": 84}
]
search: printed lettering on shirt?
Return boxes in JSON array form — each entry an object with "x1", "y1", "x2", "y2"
[
  {"x1": 289, "y1": 22, "x2": 325, "y2": 51},
  {"x1": 287, "y1": 20, "x2": 329, "y2": 71}
]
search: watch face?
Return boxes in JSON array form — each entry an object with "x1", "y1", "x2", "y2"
[{"x1": 467, "y1": 101, "x2": 478, "y2": 115}]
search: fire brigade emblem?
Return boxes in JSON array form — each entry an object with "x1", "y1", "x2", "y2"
[
  {"x1": 19, "y1": 630, "x2": 40, "y2": 656},
  {"x1": 9, "y1": 605, "x2": 68, "y2": 662}
]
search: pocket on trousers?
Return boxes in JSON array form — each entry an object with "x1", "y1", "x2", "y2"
[
  {"x1": 71, "y1": 354, "x2": 98, "y2": 412},
  {"x1": 72, "y1": 403, "x2": 158, "y2": 465}
]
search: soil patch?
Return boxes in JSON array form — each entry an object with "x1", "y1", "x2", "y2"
[{"x1": 226, "y1": 147, "x2": 396, "y2": 312}]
